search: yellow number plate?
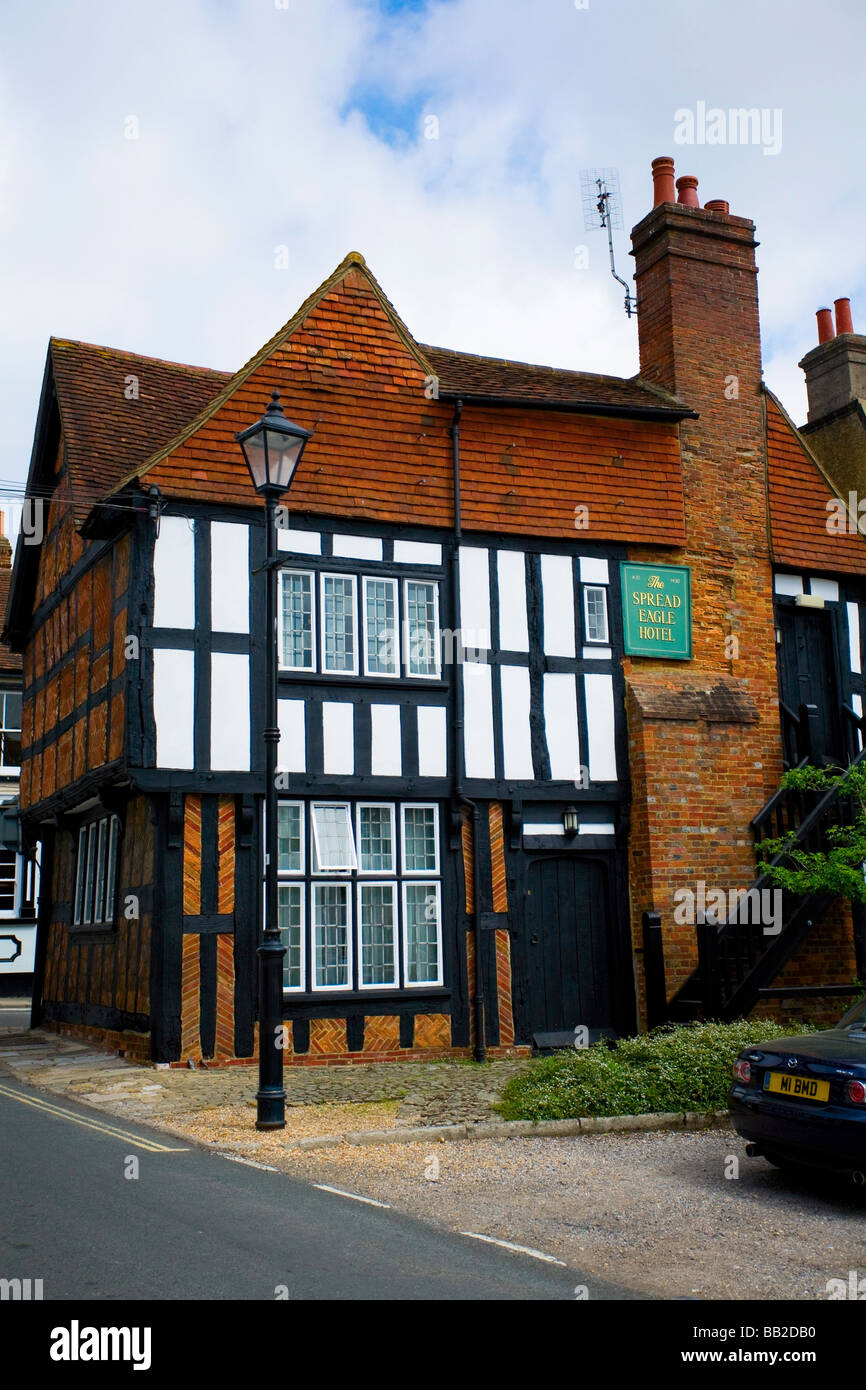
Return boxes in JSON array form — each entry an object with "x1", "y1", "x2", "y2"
[{"x1": 763, "y1": 1071, "x2": 829, "y2": 1102}]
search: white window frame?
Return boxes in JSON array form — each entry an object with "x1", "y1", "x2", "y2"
[
  {"x1": 401, "y1": 880, "x2": 443, "y2": 987},
  {"x1": 92, "y1": 818, "x2": 108, "y2": 924},
  {"x1": 73, "y1": 827, "x2": 87, "y2": 925},
  {"x1": 0, "y1": 691, "x2": 21, "y2": 773},
  {"x1": 400, "y1": 802, "x2": 440, "y2": 875},
  {"x1": 105, "y1": 817, "x2": 120, "y2": 923},
  {"x1": 0, "y1": 849, "x2": 21, "y2": 918},
  {"x1": 311, "y1": 881, "x2": 353, "y2": 992},
  {"x1": 362, "y1": 576, "x2": 400, "y2": 678},
  {"x1": 279, "y1": 569, "x2": 317, "y2": 672},
  {"x1": 72, "y1": 814, "x2": 121, "y2": 928},
  {"x1": 355, "y1": 802, "x2": 396, "y2": 875},
  {"x1": 320, "y1": 572, "x2": 359, "y2": 676},
  {"x1": 277, "y1": 800, "x2": 305, "y2": 876},
  {"x1": 310, "y1": 801, "x2": 357, "y2": 873},
  {"x1": 583, "y1": 585, "x2": 609, "y2": 645},
  {"x1": 357, "y1": 880, "x2": 399, "y2": 990},
  {"x1": 403, "y1": 578, "x2": 441, "y2": 679},
  {"x1": 278, "y1": 881, "x2": 306, "y2": 993}
]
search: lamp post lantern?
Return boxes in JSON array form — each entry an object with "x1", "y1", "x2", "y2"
[{"x1": 237, "y1": 389, "x2": 312, "y2": 1130}]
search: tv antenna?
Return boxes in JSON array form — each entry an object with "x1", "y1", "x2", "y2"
[{"x1": 580, "y1": 167, "x2": 637, "y2": 318}]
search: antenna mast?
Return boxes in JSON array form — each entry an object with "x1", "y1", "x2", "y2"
[{"x1": 580, "y1": 167, "x2": 637, "y2": 318}]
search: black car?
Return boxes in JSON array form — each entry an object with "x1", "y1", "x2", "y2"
[{"x1": 730, "y1": 995, "x2": 866, "y2": 1180}]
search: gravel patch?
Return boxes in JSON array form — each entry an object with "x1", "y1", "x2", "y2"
[{"x1": 190, "y1": 1127, "x2": 866, "y2": 1301}]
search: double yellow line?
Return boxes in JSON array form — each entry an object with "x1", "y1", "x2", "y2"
[{"x1": 0, "y1": 1083, "x2": 189, "y2": 1153}]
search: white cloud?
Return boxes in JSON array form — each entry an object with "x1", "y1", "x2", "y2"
[{"x1": 1, "y1": 0, "x2": 863, "y2": 489}]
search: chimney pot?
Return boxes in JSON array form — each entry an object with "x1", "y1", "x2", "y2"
[
  {"x1": 816, "y1": 307, "x2": 835, "y2": 344},
  {"x1": 835, "y1": 297, "x2": 854, "y2": 335},
  {"x1": 651, "y1": 156, "x2": 676, "y2": 206},
  {"x1": 676, "y1": 175, "x2": 700, "y2": 208},
  {"x1": 704, "y1": 199, "x2": 729, "y2": 214}
]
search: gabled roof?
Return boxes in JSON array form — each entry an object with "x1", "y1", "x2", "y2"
[
  {"x1": 419, "y1": 344, "x2": 689, "y2": 417},
  {"x1": 765, "y1": 389, "x2": 866, "y2": 575},
  {"x1": 49, "y1": 339, "x2": 230, "y2": 521}
]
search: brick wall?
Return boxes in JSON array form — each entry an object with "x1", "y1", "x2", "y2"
[{"x1": 628, "y1": 195, "x2": 786, "y2": 1007}]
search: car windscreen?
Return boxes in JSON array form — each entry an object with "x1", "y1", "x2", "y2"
[{"x1": 836, "y1": 994, "x2": 866, "y2": 1031}]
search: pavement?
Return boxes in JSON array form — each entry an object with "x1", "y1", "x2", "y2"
[{"x1": 0, "y1": 1021, "x2": 532, "y2": 1138}]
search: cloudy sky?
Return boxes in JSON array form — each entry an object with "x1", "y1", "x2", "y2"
[{"x1": 2, "y1": 0, "x2": 864, "y2": 506}]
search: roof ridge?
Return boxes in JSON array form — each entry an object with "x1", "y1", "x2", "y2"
[
  {"x1": 100, "y1": 251, "x2": 432, "y2": 500},
  {"x1": 49, "y1": 336, "x2": 232, "y2": 378}
]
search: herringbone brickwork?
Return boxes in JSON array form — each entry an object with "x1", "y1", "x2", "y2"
[
  {"x1": 488, "y1": 802, "x2": 508, "y2": 913},
  {"x1": 413, "y1": 1013, "x2": 452, "y2": 1049},
  {"x1": 494, "y1": 929, "x2": 515, "y2": 1046},
  {"x1": 180, "y1": 933, "x2": 201, "y2": 1061},
  {"x1": 308, "y1": 1017, "x2": 347, "y2": 1055},
  {"x1": 183, "y1": 795, "x2": 202, "y2": 916},
  {"x1": 214, "y1": 932, "x2": 235, "y2": 1058},
  {"x1": 362, "y1": 1015, "x2": 401, "y2": 1052},
  {"x1": 217, "y1": 796, "x2": 235, "y2": 914}
]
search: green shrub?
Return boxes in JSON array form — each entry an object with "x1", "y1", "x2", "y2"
[{"x1": 496, "y1": 1019, "x2": 817, "y2": 1122}]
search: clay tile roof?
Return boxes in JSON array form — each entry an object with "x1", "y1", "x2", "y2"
[
  {"x1": 766, "y1": 390, "x2": 866, "y2": 576},
  {"x1": 49, "y1": 339, "x2": 231, "y2": 520},
  {"x1": 419, "y1": 344, "x2": 690, "y2": 416},
  {"x1": 0, "y1": 567, "x2": 22, "y2": 675}
]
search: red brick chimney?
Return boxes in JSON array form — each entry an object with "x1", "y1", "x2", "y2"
[
  {"x1": 625, "y1": 159, "x2": 782, "y2": 1018},
  {"x1": 631, "y1": 156, "x2": 762, "y2": 409},
  {"x1": 800, "y1": 297, "x2": 866, "y2": 424}
]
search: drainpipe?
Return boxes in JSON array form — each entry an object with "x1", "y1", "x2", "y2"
[{"x1": 449, "y1": 399, "x2": 485, "y2": 1061}]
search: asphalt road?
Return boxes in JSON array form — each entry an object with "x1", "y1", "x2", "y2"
[{"x1": 0, "y1": 1079, "x2": 643, "y2": 1301}]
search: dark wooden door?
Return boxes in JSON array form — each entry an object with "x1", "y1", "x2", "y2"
[
  {"x1": 776, "y1": 606, "x2": 841, "y2": 762},
  {"x1": 523, "y1": 856, "x2": 613, "y2": 1036}
]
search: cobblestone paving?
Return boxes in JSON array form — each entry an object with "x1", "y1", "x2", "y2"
[{"x1": 0, "y1": 1029, "x2": 532, "y2": 1132}]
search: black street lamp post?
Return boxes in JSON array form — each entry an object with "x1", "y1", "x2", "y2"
[{"x1": 236, "y1": 389, "x2": 312, "y2": 1130}]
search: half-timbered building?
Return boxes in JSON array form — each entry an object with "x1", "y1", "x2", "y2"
[{"x1": 8, "y1": 156, "x2": 866, "y2": 1065}]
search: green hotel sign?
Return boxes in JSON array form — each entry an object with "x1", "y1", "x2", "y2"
[{"x1": 620, "y1": 563, "x2": 692, "y2": 660}]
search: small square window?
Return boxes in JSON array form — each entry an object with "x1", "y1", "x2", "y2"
[
  {"x1": 312, "y1": 882, "x2": 351, "y2": 989},
  {"x1": 357, "y1": 804, "x2": 395, "y2": 873},
  {"x1": 277, "y1": 802, "x2": 304, "y2": 874},
  {"x1": 402, "y1": 882, "x2": 441, "y2": 985},
  {"x1": 311, "y1": 803, "x2": 356, "y2": 872},
  {"x1": 321, "y1": 574, "x2": 357, "y2": 674},
  {"x1": 358, "y1": 882, "x2": 398, "y2": 988},
  {"x1": 280, "y1": 571, "x2": 315, "y2": 670},
  {"x1": 363, "y1": 577, "x2": 399, "y2": 676},
  {"x1": 584, "y1": 586, "x2": 609, "y2": 644},
  {"x1": 404, "y1": 581, "x2": 440, "y2": 677},
  {"x1": 279, "y1": 883, "x2": 304, "y2": 990},
  {"x1": 402, "y1": 804, "x2": 439, "y2": 873}
]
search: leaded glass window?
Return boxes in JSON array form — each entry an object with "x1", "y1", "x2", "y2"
[
  {"x1": 404, "y1": 580, "x2": 439, "y2": 677},
  {"x1": 313, "y1": 883, "x2": 350, "y2": 988},
  {"x1": 402, "y1": 805, "x2": 438, "y2": 873},
  {"x1": 359, "y1": 883, "x2": 397, "y2": 987},
  {"x1": 280, "y1": 571, "x2": 314, "y2": 670},
  {"x1": 364, "y1": 578, "x2": 398, "y2": 675},
  {"x1": 357, "y1": 804, "x2": 395, "y2": 872},
  {"x1": 322, "y1": 574, "x2": 357, "y2": 673},
  {"x1": 403, "y1": 882, "x2": 441, "y2": 985}
]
